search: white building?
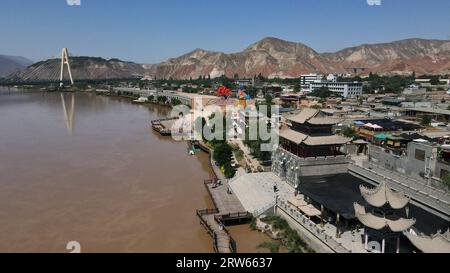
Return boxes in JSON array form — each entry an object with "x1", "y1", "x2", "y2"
[
  {"x1": 300, "y1": 74, "x2": 323, "y2": 92},
  {"x1": 326, "y1": 74, "x2": 338, "y2": 82},
  {"x1": 309, "y1": 81, "x2": 363, "y2": 98}
]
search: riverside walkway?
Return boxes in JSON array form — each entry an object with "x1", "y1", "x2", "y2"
[
  {"x1": 151, "y1": 117, "x2": 178, "y2": 136},
  {"x1": 196, "y1": 142, "x2": 252, "y2": 253}
]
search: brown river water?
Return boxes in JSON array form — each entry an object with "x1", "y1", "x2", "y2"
[{"x1": 0, "y1": 88, "x2": 270, "y2": 253}]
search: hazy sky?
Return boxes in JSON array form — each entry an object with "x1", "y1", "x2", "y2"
[{"x1": 1, "y1": 0, "x2": 450, "y2": 63}]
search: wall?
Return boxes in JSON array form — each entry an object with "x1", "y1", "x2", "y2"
[
  {"x1": 368, "y1": 142, "x2": 441, "y2": 180},
  {"x1": 368, "y1": 144, "x2": 408, "y2": 174},
  {"x1": 272, "y1": 147, "x2": 350, "y2": 186}
]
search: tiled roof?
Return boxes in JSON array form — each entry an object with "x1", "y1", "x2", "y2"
[
  {"x1": 279, "y1": 128, "x2": 307, "y2": 145},
  {"x1": 354, "y1": 203, "x2": 416, "y2": 232},
  {"x1": 360, "y1": 182, "x2": 410, "y2": 209},
  {"x1": 308, "y1": 117, "x2": 342, "y2": 125},
  {"x1": 303, "y1": 135, "x2": 351, "y2": 146},
  {"x1": 279, "y1": 128, "x2": 350, "y2": 146},
  {"x1": 286, "y1": 108, "x2": 318, "y2": 124}
]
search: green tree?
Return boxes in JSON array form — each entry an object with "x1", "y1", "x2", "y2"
[
  {"x1": 213, "y1": 143, "x2": 233, "y2": 167},
  {"x1": 223, "y1": 163, "x2": 236, "y2": 179},
  {"x1": 311, "y1": 86, "x2": 332, "y2": 98},
  {"x1": 171, "y1": 98, "x2": 182, "y2": 106},
  {"x1": 421, "y1": 115, "x2": 432, "y2": 126},
  {"x1": 342, "y1": 127, "x2": 357, "y2": 139},
  {"x1": 441, "y1": 175, "x2": 450, "y2": 190},
  {"x1": 157, "y1": 96, "x2": 168, "y2": 104}
]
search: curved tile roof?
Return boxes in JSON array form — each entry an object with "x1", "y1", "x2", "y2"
[
  {"x1": 279, "y1": 128, "x2": 350, "y2": 146},
  {"x1": 360, "y1": 181, "x2": 410, "y2": 209},
  {"x1": 354, "y1": 203, "x2": 416, "y2": 232}
]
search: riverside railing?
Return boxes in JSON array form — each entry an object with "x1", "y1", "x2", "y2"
[
  {"x1": 196, "y1": 209, "x2": 221, "y2": 252},
  {"x1": 277, "y1": 199, "x2": 351, "y2": 253},
  {"x1": 214, "y1": 215, "x2": 237, "y2": 253},
  {"x1": 196, "y1": 209, "x2": 237, "y2": 253},
  {"x1": 253, "y1": 200, "x2": 277, "y2": 217}
]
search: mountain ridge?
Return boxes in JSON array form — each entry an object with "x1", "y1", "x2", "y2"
[
  {"x1": 0, "y1": 55, "x2": 34, "y2": 78},
  {"x1": 146, "y1": 37, "x2": 450, "y2": 79},
  {"x1": 7, "y1": 37, "x2": 450, "y2": 82}
]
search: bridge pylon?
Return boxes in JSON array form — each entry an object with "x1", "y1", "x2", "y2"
[{"x1": 60, "y1": 48, "x2": 74, "y2": 87}]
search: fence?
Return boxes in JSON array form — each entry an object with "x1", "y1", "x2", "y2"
[{"x1": 277, "y1": 199, "x2": 351, "y2": 253}]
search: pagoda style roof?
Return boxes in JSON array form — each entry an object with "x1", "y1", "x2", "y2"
[
  {"x1": 279, "y1": 128, "x2": 307, "y2": 145},
  {"x1": 286, "y1": 108, "x2": 341, "y2": 125},
  {"x1": 303, "y1": 135, "x2": 351, "y2": 146},
  {"x1": 308, "y1": 117, "x2": 342, "y2": 125},
  {"x1": 404, "y1": 230, "x2": 450, "y2": 253},
  {"x1": 279, "y1": 128, "x2": 350, "y2": 146},
  {"x1": 354, "y1": 203, "x2": 416, "y2": 232},
  {"x1": 286, "y1": 108, "x2": 318, "y2": 124},
  {"x1": 360, "y1": 181, "x2": 410, "y2": 209}
]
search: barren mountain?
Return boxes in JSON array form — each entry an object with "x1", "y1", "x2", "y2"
[
  {"x1": 147, "y1": 37, "x2": 450, "y2": 79},
  {"x1": 0, "y1": 55, "x2": 33, "y2": 78},
  {"x1": 9, "y1": 57, "x2": 146, "y2": 82},
  {"x1": 8, "y1": 37, "x2": 450, "y2": 82},
  {"x1": 322, "y1": 38, "x2": 450, "y2": 75}
]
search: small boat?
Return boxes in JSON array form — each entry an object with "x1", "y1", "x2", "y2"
[{"x1": 133, "y1": 97, "x2": 149, "y2": 103}]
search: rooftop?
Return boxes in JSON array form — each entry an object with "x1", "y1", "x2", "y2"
[
  {"x1": 285, "y1": 108, "x2": 342, "y2": 125},
  {"x1": 406, "y1": 107, "x2": 450, "y2": 116},
  {"x1": 286, "y1": 108, "x2": 318, "y2": 124},
  {"x1": 360, "y1": 181, "x2": 410, "y2": 209},
  {"x1": 279, "y1": 128, "x2": 350, "y2": 146},
  {"x1": 354, "y1": 203, "x2": 416, "y2": 232}
]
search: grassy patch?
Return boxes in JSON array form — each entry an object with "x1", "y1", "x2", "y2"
[
  {"x1": 257, "y1": 241, "x2": 281, "y2": 253},
  {"x1": 260, "y1": 214, "x2": 315, "y2": 253}
]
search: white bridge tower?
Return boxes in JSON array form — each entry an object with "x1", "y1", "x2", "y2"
[{"x1": 60, "y1": 48, "x2": 74, "y2": 87}]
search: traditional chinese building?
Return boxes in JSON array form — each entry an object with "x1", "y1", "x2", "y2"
[
  {"x1": 278, "y1": 108, "x2": 349, "y2": 157},
  {"x1": 272, "y1": 108, "x2": 351, "y2": 186},
  {"x1": 354, "y1": 182, "x2": 416, "y2": 253}
]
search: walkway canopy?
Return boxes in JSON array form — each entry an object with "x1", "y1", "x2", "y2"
[{"x1": 288, "y1": 197, "x2": 321, "y2": 217}]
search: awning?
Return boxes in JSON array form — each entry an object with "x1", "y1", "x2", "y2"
[
  {"x1": 374, "y1": 133, "x2": 388, "y2": 140},
  {"x1": 298, "y1": 204, "x2": 322, "y2": 217},
  {"x1": 365, "y1": 123, "x2": 383, "y2": 129},
  {"x1": 354, "y1": 121, "x2": 365, "y2": 126},
  {"x1": 288, "y1": 197, "x2": 308, "y2": 208},
  {"x1": 288, "y1": 197, "x2": 322, "y2": 217}
]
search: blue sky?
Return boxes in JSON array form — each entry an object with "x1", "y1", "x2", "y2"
[{"x1": 1, "y1": 0, "x2": 450, "y2": 63}]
